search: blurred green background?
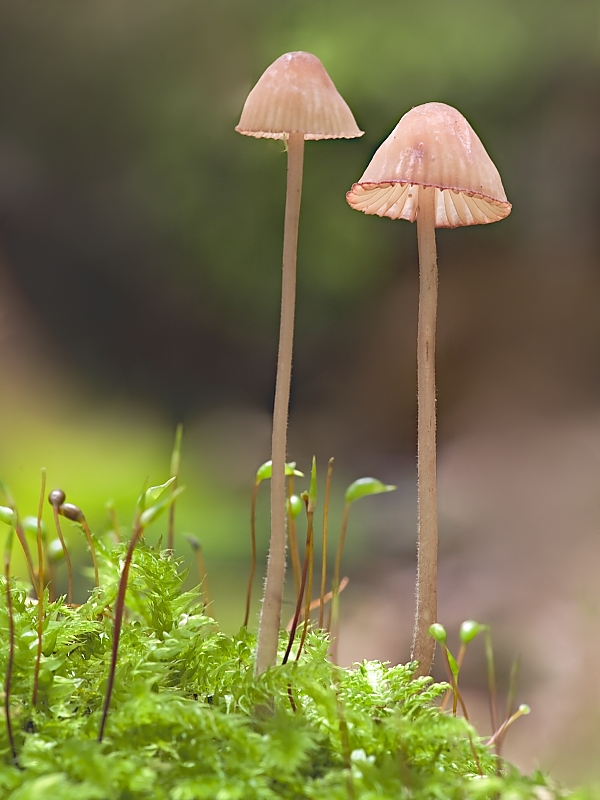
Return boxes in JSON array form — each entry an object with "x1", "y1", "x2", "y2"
[{"x1": 2, "y1": 0, "x2": 600, "y2": 781}]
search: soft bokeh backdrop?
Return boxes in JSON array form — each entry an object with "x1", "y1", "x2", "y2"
[{"x1": 2, "y1": 0, "x2": 600, "y2": 782}]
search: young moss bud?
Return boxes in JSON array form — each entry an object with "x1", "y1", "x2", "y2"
[
  {"x1": 47, "y1": 539, "x2": 65, "y2": 563},
  {"x1": 345, "y1": 477, "x2": 396, "y2": 505},
  {"x1": 255, "y1": 460, "x2": 304, "y2": 484},
  {"x1": 22, "y1": 516, "x2": 48, "y2": 541},
  {"x1": 0, "y1": 506, "x2": 17, "y2": 527},
  {"x1": 459, "y1": 619, "x2": 485, "y2": 645},
  {"x1": 286, "y1": 494, "x2": 303, "y2": 519},
  {"x1": 428, "y1": 623, "x2": 447, "y2": 644}
]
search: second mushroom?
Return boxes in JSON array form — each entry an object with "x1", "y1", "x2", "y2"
[{"x1": 346, "y1": 102, "x2": 511, "y2": 677}]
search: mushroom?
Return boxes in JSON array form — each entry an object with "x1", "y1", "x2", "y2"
[
  {"x1": 236, "y1": 51, "x2": 363, "y2": 674},
  {"x1": 346, "y1": 102, "x2": 511, "y2": 677}
]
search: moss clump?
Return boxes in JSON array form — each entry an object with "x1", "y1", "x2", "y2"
[{"x1": 0, "y1": 539, "x2": 559, "y2": 799}]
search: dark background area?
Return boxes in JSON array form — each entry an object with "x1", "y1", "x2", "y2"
[
  {"x1": 3, "y1": 1, "x2": 600, "y2": 430},
  {"x1": 2, "y1": 0, "x2": 600, "y2": 782}
]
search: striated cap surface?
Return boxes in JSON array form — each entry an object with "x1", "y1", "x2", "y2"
[
  {"x1": 235, "y1": 51, "x2": 363, "y2": 140},
  {"x1": 346, "y1": 102, "x2": 510, "y2": 227}
]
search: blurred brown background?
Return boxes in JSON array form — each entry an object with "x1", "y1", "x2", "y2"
[{"x1": 2, "y1": 0, "x2": 600, "y2": 783}]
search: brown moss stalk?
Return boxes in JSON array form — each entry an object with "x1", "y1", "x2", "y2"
[
  {"x1": 98, "y1": 521, "x2": 145, "y2": 742},
  {"x1": 282, "y1": 495, "x2": 312, "y2": 665},
  {"x1": 318, "y1": 458, "x2": 334, "y2": 628},
  {"x1": 295, "y1": 503, "x2": 315, "y2": 662}
]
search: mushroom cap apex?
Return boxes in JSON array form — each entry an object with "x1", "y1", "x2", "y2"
[
  {"x1": 346, "y1": 102, "x2": 510, "y2": 227},
  {"x1": 236, "y1": 51, "x2": 363, "y2": 141}
]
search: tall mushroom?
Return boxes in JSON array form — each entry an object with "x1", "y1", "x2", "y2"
[
  {"x1": 236, "y1": 52, "x2": 363, "y2": 674},
  {"x1": 346, "y1": 102, "x2": 511, "y2": 677}
]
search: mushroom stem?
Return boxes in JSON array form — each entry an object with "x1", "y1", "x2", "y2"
[
  {"x1": 255, "y1": 131, "x2": 305, "y2": 675},
  {"x1": 411, "y1": 185, "x2": 439, "y2": 677}
]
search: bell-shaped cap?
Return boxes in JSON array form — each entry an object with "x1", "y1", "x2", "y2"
[
  {"x1": 346, "y1": 102, "x2": 510, "y2": 227},
  {"x1": 235, "y1": 51, "x2": 363, "y2": 141}
]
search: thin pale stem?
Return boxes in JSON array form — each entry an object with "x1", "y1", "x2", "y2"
[
  {"x1": 32, "y1": 469, "x2": 46, "y2": 708},
  {"x1": 167, "y1": 423, "x2": 183, "y2": 552},
  {"x1": 244, "y1": 480, "x2": 260, "y2": 627},
  {"x1": 185, "y1": 535, "x2": 211, "y2": 610},
  {"x1": 328, "y1": 502, "x2": 351, "y2": 663},
  {"x1": 411, "y1": 185, "x2": 439, "y2": 678},
  {"x1": 0, "y1": 484, "x2": 36, "y2": 592},
  {"x1": 106, "y1": 502, "x2": 121, "y2": 543},
  {"x1": 4, "y1": 531, "x2": 17, "y2": 763},
  {"x1": 441, "y1": 642, "x2": 466, "y2": 710},
  {"x1": 196, "y1": 542, "x2": 211, "y2": 611},
  {"x1": 255, "y1": 131, "x2": 305, "y2": 675},
  {"x1": 497, "y1": 655, "x2": 521, "y2": 755},
  {"x1": 487, "y1": 705, "x2": 529, "y2": 748},
  {"x1": 52, "y1": 507, "x2": 73, "y2": 605},
  {"x1": 485, "y1": 628, "x2": 499, "y2": 735},
  {"x1": 319, "y1": 458, "x2": 334, "y2": 628},
  {"x1": 287, "y1": 476, "x2": 301, "y2": 597},
  {"x1": 80, "y1": 518, "x2": 100, "y2": 588},
  {"x1": 328, "y1": 503, "x2": 350, "y2": 633},
  {"x1": 441, "y1": 646, "x2": 469, "y2": 720},
  {"x1": 46, "y1": 550, "x2": 56, "y2": 603},
  {"x1": 14, "y1": 522, "x2": 38, "y2": 594},
  {"x1": 167, "y1": 477, "x2": 178, "y2": 552}
]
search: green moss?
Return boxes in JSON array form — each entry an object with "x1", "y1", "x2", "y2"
[{"x1": 0, "y1": 538, "x2": 561, "y2": 800}]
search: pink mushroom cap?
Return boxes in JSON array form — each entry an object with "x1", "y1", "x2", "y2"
[
  {"x1": 236, "y1": 51, "x2": 363, "y2": 141},
  {"x1": 346, "y1": 102, "x2": 511, "y2": 228}
]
